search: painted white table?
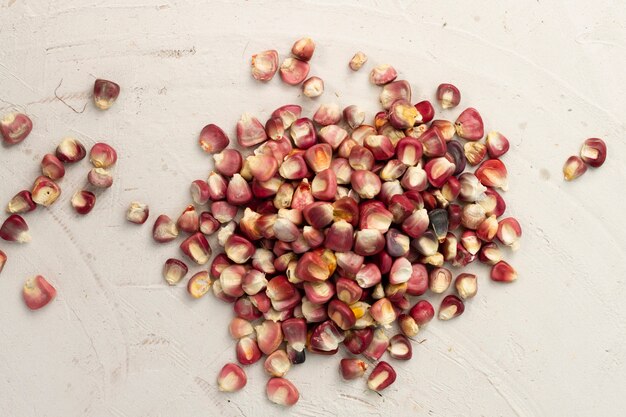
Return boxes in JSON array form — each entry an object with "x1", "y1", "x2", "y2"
[{"x1": 1, "y1": 1, "x2": 625, "y2": 416}]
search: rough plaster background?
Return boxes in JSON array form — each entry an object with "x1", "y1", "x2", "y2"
[{"x1": 1, "y1": 1, "x2": 625, "y2": 416}]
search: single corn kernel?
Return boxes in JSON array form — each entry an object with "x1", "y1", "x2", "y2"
[
  {"x1": 266, "y1": 275, "x2": 296, "y2": 302},
  {"x1": 367, "y1": 361, "x2": 396, "y2": 392},
  {"x1": 424, "y1": 157, "x2": 455, "y2": 188},
  {"x1": 56, "y1": 137, "x2": 86, "y2": 163},
  {"x1": 0, "y1": 214, "x2": 31, "y2": 243},
  {"x1": 255, "y1": 320, "x2": 284, "y2": 355},
  {"x1": 251, "y1": 50, "x2": 279, "y2": 81},
  {"x1": 353, "y1": 229, "x2": 385, "y2": 257},
  {"x1": 410, "y1": 300, "x2": 435, "y2": 326},
  {"x1": 475, "y1": 159, "x2": 509, "y2": 191},
  {"x1": 302, "y1": 76, "x2": 324, "y2": 98},
  {"x1": 212, "y1": 201, "x2": 238, "y2": 223},
  {"x1": 311, "y1": 169, "x2": 338, "y2": 201},
  {"x1": 282, "y1": 318, "x2": 307, "y2": 353},
  {"x1": 461, "y1": 203, "x2": 487, "y2": 230},
  {"x1": 152, "y1": 214, "x2": 178, "y2": 243},
  {"x1": 302, "y1": 202, "x2": 334, "y2": 229},
  {"x1": 93, "y1": 79, "x2": 120, "y2": 110},
  {"x1": 314, "y1": 103, "x2": 342, "y2": 127},
  {"x1": 291, "y1": 36, "x2": 316, "y2": 61},
  {"x1": 364, "y1": 134, "x2": 395, "y2": 160},
  {"x1": 280, "y1": 57, "x2": 310, "y2": 85},
  {"x1": 343, "y1": 328, "x2": 374, "y2": 354},
  {"x1": 198, "y1": 124, "x2": 229, "y2": 154},
  {"x1": 402, "y1": 208, "x2": 429, "y2": 238},
  {"x1": 31, "y1": 176, "x2": 61, "y2": 206},
  {"x1": 370, "y1": 297, "x2": 396, "y2": 326},
  {"x1": 460, "y1": 230, "x2": 482, "y2": 255},
  {"x1": 180, "y1": 232, "x2": 212, "y2": 265},
  {"x1": 447, "y1": 140, "x2": 467, "y2": 174},
  {"x1": 478, "y1": 242, "x2": 503, "y2": 265},
  {"x1": 126, "y1": 202, "x2": 149, "y2": 224},
  {"x1": 309, "y1": 320, "x2": 345, "y2": 352},
  {"x1": 242, "y1": 269, "x2": 267, "y2": 295},
  {"x1": 349, "y1": 51, "x2": 368, "y2": 71},
  {"x1": 217, "y1": 363, "x2": 247, "y2": 393},
  {"x1": 236, "y1": 336, "x2": 262, "y2": 365},
  {"x1": 187, "y1": 271, "x2": 212, "y2": 298},
  {"x1": 497, "y1": 217, "x2": 522, "y2": 250},
  {"x1": 41, "y1": 154, "x2": 65, "y2": 180},
  {"x1": 339, "y1": 358, "x2": 367, "y2": 380},
  {"x1": 429, "y1": 267, "x2": 452, "y2": 293},
  {"x1": 389, "y1": 99, "x2": 418, "y2": 129},
  {"x1": 190, "y1": 180, "x2": 210, "y2": 205},
  {"x1": 226, "y1": 174, "x2": 253, "y2": 206},
  {"x1": 455, "y1": 107, "x2": 484, "y2": 140},
  {"x1": 388, "y1": 334, "x2": 412, "y2": 360},
  {"x1": 7, "y1": 190, "x2": 36, "y2": 214},
  {"x1": 491, "y1": 260, "x2": 518, "y2": 282},
  {"x1": 439, "y1": 295, "x2": 465, "y2": 320},
  {"x1": 580, "y1": 138, "x2": 607, "y2": 167},
  {"x1": 563, "y1": 155, "x2": 587, "y2": 181},
  {"x1": 398, "y1": 314, "x2": 419, "y2": 337},
  {"x1": 88, "y1": 168, "x2": 113, "y2": 188},
  {"x1": 236, "y1": 113, "x2": 267, "y2": 148},
  {"x1": 295, "y1": 251, "x2": 332, "y2": 282},
  {"x1": 388, "y1": 257, "x2": 412, "y2": 285},
  {"x1": 486, "y1": 131, "x2": 510, "y2": 158},
  {"x1": 265, "y1": 350, "x2": 291, "y2": 377},
  {"x1": 351, "y1": 170, "x2": 381, "y2": 199},
  {"x1": 304, "y1": 143, "x2": 333, "y2": 173},
  {"x1": 71, "y1": 190, "x2": 96, "y2": 215},
  {"x1": 1, "y1": 112, "x2": 32, "y2": 145},
  {"x1": 343, "y1": 105, "x2": 365, "y2": 129},
  {"x1": 89, "y1": 143, "x2": 117, "y2": 168},
  {"x1": 23, "y1": 275, "x2": 56, "y2": 310},
  {"x1": 224, "y1": 234, "x2": 255, "y2": 264},
  {"x1": 413, "y1": 230, "x2": 438, "y2": 256},
  {"x1": 436, "y1": 83, "x2": 461, "y2": 109},
  {"x1": 370, "y1": 64, "x2": 398, "y2": 85},
  {"x1": 176, "y1": 205, "x2": 199, "y2": 233},
  {"x1": 328, "y1": 299, "x2": 356, "y2": 330},
  {"x1": 455, "y1": 273, "x2": 478, "y2": 299},
  {"x1": 401, "y1": 165, "x2": 428, "y2": 191},
  {"x1": 476, "y1": 214, "x2": 499, "y2": 242},
  {"x1": 266, "y1": 377, "x2": 299, "y2": 407},
  {"x1": 163, "y1": 258, "x2": 188, "y2": 285},
  {"x1": 380, "y1": 80, "x2": 411, "y2": 110},
  {"x1": 207, "y1": 171, "x2": 228, "y2": 200},
  {"x1": 324, "y1": 220, "x2": 354, "y2": 252},
  {"x1": 235, "y1": 297, "x2": 263, "y2": 320},
  {"x1": 464, "y1": 141, "x2": 487, "y2": 166},
  {"x1": 458, "y1": 173, "x2": 487, "y2": 203},
  {"x1": 396, "y1": 137, "x2": 423, "y2": 166}
]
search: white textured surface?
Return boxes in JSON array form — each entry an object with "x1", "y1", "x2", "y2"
[{"x1": 1, "y1": 1, "x2": 626, "y2": 416}]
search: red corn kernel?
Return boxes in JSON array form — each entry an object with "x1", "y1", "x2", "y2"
[
  {"x1": 380, "y1": 80, "x2": 411, "y2": 110},
  {"x1": 402, "y1": 208, "x2": 429, "y2": 238},
  {"x1": 370, "y1": 297, "x2": 396, "y2": 326},
  {"x1": 247, "y1": 154, "x2": 279, "y2": 182},
  {"x1": 93, "y1": 79, "x2": 120, "y2": 110},
  {"x1": 436, "y1": 83, "x2": 461, "y2": 109},
  {"x1": 349, "y1": 145, "x2": 375, "y2": 171},
  {"x1": 0, "y1": 250, "x2": 6, "y2": 275},
  {"x1": 237, "y1": 113, "x2": 267, "y2": 148},
  {"x1": 219, "y1": 265, "x2": 246, "y2": 297},
  {"x1": 89, "y1": 143, "x2": 117, "y2": 168},
  {"x1": 7, "y1": 190, "x2": 36, "y2": 214},
  {"x1": 187, "y1": 271, "x2": 212, "y2": 298},
  {"x1": 226, "y1": 174, "x2": 253, "y2": 206},
  {"x1": 455, "y1": 273, "x2": 478, "y2": 299},
  {"x1": 349, "y1": 51, "x2": 368, "y2": 71},
  {"x1": 31, "y1": 176, "x2": 61, "y2": 206},
  {"x1": 461, "y1": 203, "x2": 487, "y2": 230},
  {"x1": 335, "y1": 251, "x2": 364, "y2": 277},
  {"x1": 41, "y1": 154, "x2": 65, "y2": 180},
  {"x1": 400, "y1": 166, "x2": 428, "y2": 191},
  {"x1": 56, "y1": 137, "x2": 86, "y2": 163},
  {"x1": 447, "y1": 204, "x2": 462, "y2": 231},
  {"x1": 491, "y1": 260, "x2": 518, "y2": 282},
  {"x1": 439, "y1": 295, "x2": 465, "y2": 320},
  {"x1": 409, "y1": 300, "x2": 435, "y2": 325},
  {"x1": 279, "y1": 152, "x2": 309, "y2": 180},
  {"x1": 455, "y1": 107, "x2": 484, "y2": 141},
  {"x1": 414, "y1": 100, "x2": 435, "y2": 124},
  {"x1": 265, "y1": 116, "x2": 285, "y2": 141},
  {"x1": 214, "y1": 149, "x2": 243, "y2": 177},
  {"x1": 460, "y1": 230, "x2": 482, "y2": 255},
  {"x1": 464, "y1": 141, "x2": 487, "y2": 166},
  {"x1": 273, "y1": 183, "x2": 295, "y2": 210},
  {"x1": 291, "y1": 37, "x2": 315, "y2": 61},
  {"x1": 266, "y1": 377, "x2": 299, "y2": 407},
  {"x1": 207, "y1": 171, "x2": 227, "y2": 201},
  {"x1": 176, "y1": 205, "x2": 199, "y2": 233},
  {"x1": 255, "y1": 320, "x2": 283, "y2": 355},
  {"x1": 280, "y1": 57, "x2": 310, "y2": 85},
  {"x1": 311, "y1": 169, "x2": 338, "y2": 201},
  {"x1": 71, "y1": 190, "x2": 96, "y2": 215},
  {"x1": 424, "y1": 157, "x2": 455, "y2": 188},
  {"x1": 0, "y1": 214, "x2": 31, "y2": 243},
  {"x1": 478, "y1": 242, "x2": 503, "y2": 265},
  {"x1": 209, "y1": 253, "x2": 232, "y2": 281},
  {"x1": 252, "y1": 177, "x2": 283, "y2": 199},
  {"x1": 353, "y1": 229, "x2": 385, "y2": 257},
  {"x1": 23, "y1": 275, "x2": 56, "y2": 310},
  {"x1": 324, "y1": 220, "x2": 353, "y2": 252},
  {"x1": 271, "y1": 104, "x2": 302, "y2": 129},
  {"x1": 453, "y1": 243, "x2": 476, "y2": 267},
  {"x1": 388, "y1": 257, "x2": 412, "y2": 285},
  {"x1": 190, "y1": 180, "x2": 210, "y2": 205},
  {"x1": 224, "y1": 234, "x2": 255, "y2": 264},
  {"x1": 212, "y1": 202, "x2": 238, "y2": 225},
  {"x1": 476, "y1": 214, "x2": 499, "y2": 242},
  {"x1": 367, "y1": 361, "x2": 396, "y2": 392},
  {"x1": 405, "y1": 264, "x2": 427, "y2": 296},
  {"x1": 332, "y1": 196, "x2": 359, "y2": 227},
  {"x1": 198, "y1": 124, "x2": 229, "y2": 154},
  {"x1": 252, "y1": 248, "x2": 276, "y2": 275},
  {"x1": 458, "y1": 173, "x2": 487, "y2": 202},
  {"x1": 398, "y1": 314, "x2": 419, "y2": 337},
  {"x1": 396, "y1": 137, "x2": 423, "y2": 166},
  {"x1": 351, "y1": 124, "x2": 376, "y2": 145},
  {"x1": 302, "y1": 76, "x2": 324, "y2": 98},
  {"x1": 295, "y1": 251, "x2": 331, "y2": 282},
  {"x1": 217, "y1": 363, "x2": 247, "y2": 393},
  {"x1": 241, "y1": 269, "x2": 267, "y2": 295},
  {"x1": 359, "y1": 201, "x2": 392, "y2": 232},
  {"x1": 328, "y1": 299, "x2": 357, "y2": 330},
  {"x1": 302, "y1": 226, "x2": 325, "y2": 249},
  {"x1": 251, "y1": 49, "x2": 279, "y2": 81},
  {"x1": 351, "y1": 170, "x2": 381, "y2": 199},
  {"x1": 340, "y1": 358, "x2": 367, "y2": 380},
  {"x1": 418, "y1": 128, "x2": 447, "y2": 158},
  {"x1": 236, "y1": 296, "x2": 263, "y2": 319},
  {"x1": 1, "y1": 112, "x2": 32, "y2": 145},
  {"x1": 363, "y1": 328, "x2": 389, "y2": 361},
  {"x1": 163, "y1": 258, "x2": 188, "y2": 285},
  {"x1": 364, "y1": 134, "x2": 395, "y2": 160},
  {"x1": 334, "y1": 278, "x2": 362, "y2": 305},
  {"x1": 266, "y1": 275, "x2": 296, "y2": 302},
  {"x1": 476, "y1": 159, "x2": 509, "y2": 191},
  {"x1": 432, "y1": 119, "x2": 456, "y2": 142},
  {"x1": 290, "y1": 118, "x2": 317, "y2": 149},
  {"x1": 388, "y1": 194, "x2": 415, "y2": 224},
  {"x1": 236, "y1": 336, "x2": 262, "y2": 365},
  {"x1": 303, "y1": 280, "x2": 335, "y2": 304},
  {"x1": 264, "y1": 350, "x2": 291, "y2": 378},
  {"x1": 389, "y1": 99, "x2": 418, "y2": 129},
  {"x1": 304, "y1": 143, "x2": 333, "y2": 173},
  {"x1": 370, "y1": 64, "x2": 398, "y2": 85},
  {"x1": 319, "y1": 124, "x2": 348, "y2": 149},
  {"x1": 343, "y1": 105, "x2": 365, "y2": 129},
  {"x1": 125, "y1": 201, "x2": 149, "y2": 225},
  {"x1": 273, "y1": 218, "x2": 300, "y2": 242},
  {"x1": 180, "y1": 232, "x2": 212, "y2": 265},
  {"x1": 303, "y1": 202, "x2": 334, "y2": 229},
  {"x1": 388, "y1": 334, "x2": 412, "y2": 360},
  {"x1": 343, "y1": 328, "x2": 374, "y2": 355},
  {"x1": 87, "y1": 168, "x2": 112, "y2": 189},
  {"x1": 580, "y1": 138, "x2": 607, "y2": 167},
  {"x1": 563, "y1": 155, "x2": 587, "y2": 181},
  {"x1": 309, "y1": 320, "x2": 345, "y2": 352},
  {"x1": 486, "y1": 131, "x2": 510, "y2": 158},
  {"x1": 429, "y1": 267, "x2": 452, "y2": 293}
]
